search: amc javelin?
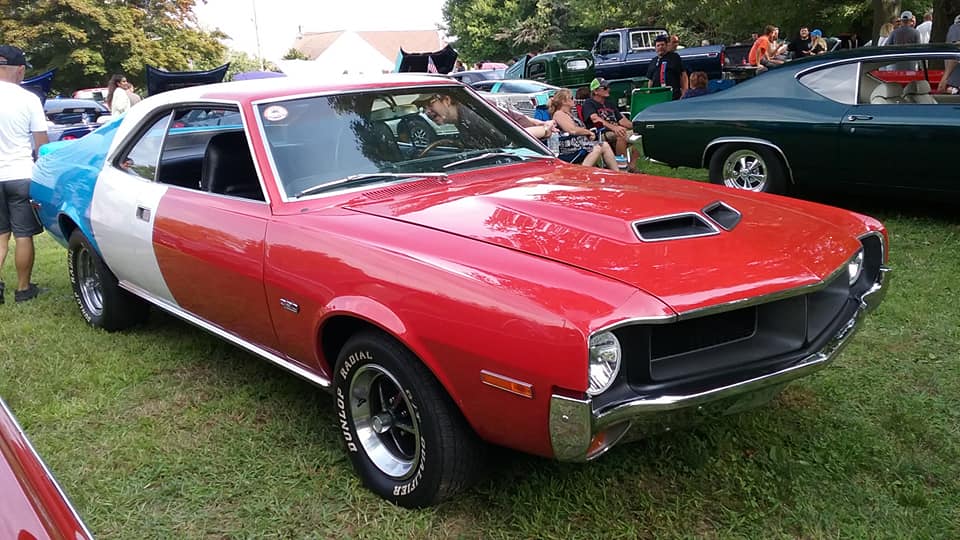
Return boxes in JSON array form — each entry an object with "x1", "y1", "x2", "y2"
[{"x1": 31, "y1": 75, "x2": 889, "y2": 507}]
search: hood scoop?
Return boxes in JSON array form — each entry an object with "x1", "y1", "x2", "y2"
[
  {"x1": 633, "y1": 212, "x2": 719, "y2": 242},
  {"x1": 703, "y1": 201, "x2": 742, "y2": 231}
]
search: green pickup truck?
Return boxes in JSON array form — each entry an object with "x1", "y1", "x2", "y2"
[{"x1": 502, "y1": 49, "x2": 666, "y2": 118}]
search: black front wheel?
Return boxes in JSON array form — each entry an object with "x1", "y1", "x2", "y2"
[
  {"x1": 67, "y1": 229, "x2": 148, "y2": 331},
  {"x1": 334, "y1": 330, "x2": 484, "y2": 507},
  {"x1": 709, "y1": 144, "x2": 787, "y2": 194}
]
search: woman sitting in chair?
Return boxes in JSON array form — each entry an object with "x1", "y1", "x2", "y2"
[{"x1": 548, "y1": 89, "x2": 618, "y2": 170}]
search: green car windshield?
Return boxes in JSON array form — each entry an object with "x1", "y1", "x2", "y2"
[{"x1": 257, "y1": 86, "x2": 549, "y2": 198}]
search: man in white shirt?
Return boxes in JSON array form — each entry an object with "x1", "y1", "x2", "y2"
[
  {"x1": 0, "y1": 45, "x2": 48, "y2": 303},
  {"x1": 916, "y1": 12, "x2": 933, "y2": 44}
]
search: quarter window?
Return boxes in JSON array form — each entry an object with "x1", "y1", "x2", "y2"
[{"x1": 798, "y1": 63, "x2": 859, "y2": 104}]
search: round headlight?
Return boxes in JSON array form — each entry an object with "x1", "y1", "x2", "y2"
[
  {"x1": 848, "y1": 249, "x2": 864, "y2": 285},
  {"x1": 587, "y1": 331, "x2": 622, "y2": 396}
]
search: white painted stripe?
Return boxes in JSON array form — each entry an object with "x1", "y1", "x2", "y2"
[{"x1": 91, "y1": 167, "x2": 175, "y2": 303}]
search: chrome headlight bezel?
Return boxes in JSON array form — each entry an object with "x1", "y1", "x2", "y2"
[
  {"x1": 587, "y1": 331, "x2": 622, "y2": 396},
  {"x1": 847, "y1": 249, "x2": 864, "y2": 286}
]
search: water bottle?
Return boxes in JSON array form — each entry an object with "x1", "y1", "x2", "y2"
[{"x1": 547, "y1": 131, "x2": 560, "y2": 154}]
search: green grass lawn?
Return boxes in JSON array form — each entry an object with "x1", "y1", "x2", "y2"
[{"x1": 2, "y1": 167, "x2": 959, "y2": 539}]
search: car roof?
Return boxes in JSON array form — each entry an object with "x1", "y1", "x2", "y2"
[
  {"x1": 44, "y1": 98, "x2": 108, "y2": 111},
  {"x1": 147, "y1": 74, "x2": 462, "y2": 105}
]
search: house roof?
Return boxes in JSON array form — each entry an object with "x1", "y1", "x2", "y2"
[{"x1": 292, "y1": 30, "x2": 445, "y2": 62}]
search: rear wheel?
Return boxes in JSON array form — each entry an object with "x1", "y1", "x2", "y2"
[
  {"x1": 67, "y1": 229, "x2": 148, "y2": 331},
  {"x1": 709, "y1": 144, "x2": 787, "y2": 194},
  {"x1": 334, "y1": 330, "x2": 484, "y2": 508}
]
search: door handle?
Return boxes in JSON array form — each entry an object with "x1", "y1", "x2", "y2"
[
  {"x1": 846, "y1": 115, "x2": 873, "y2": 121},
  {"x1": 136, "y1": 205, "x2": 152, "y2": 222}
]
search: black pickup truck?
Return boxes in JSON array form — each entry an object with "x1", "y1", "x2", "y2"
[{"x1": 593, "y1": 27, "x2": 726, "y2": 81}]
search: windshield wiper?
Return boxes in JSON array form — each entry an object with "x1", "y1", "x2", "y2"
[
  {"x1": 442, "y1": 152, "x2": 551, "y2": 171},
  {"x1": 294, "y1": 172, "x2": 448, "y2": 198}
]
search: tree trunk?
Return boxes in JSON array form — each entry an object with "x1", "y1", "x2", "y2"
[
  {"x1": 872, "y1": 0, "x2": 900, "y2": 44},
  {"x1": 932, "y1": 0, "x2": 960, "y2": 43}
]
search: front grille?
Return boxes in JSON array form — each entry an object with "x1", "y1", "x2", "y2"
[{"x1": 617, "y1": 273, "x2": 854, "y2": 383}]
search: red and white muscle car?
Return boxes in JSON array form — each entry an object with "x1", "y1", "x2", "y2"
[{"x1": 31, "y1": 74, "x2": 890, "y2": 507}]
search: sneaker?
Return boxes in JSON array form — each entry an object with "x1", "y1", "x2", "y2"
[{"x1": 14, "y1": 283, "x2": 42, "y2": 303}]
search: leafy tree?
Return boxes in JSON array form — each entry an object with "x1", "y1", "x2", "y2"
[
  {"x1": 0, "y1": 0, "x2": 225, "y2": 95},
  {"x1": 224, "y1": 49, "x2": 280, "y2": 80},
  {"x1": 282, "y1": 47, "x2": 309, "y2": 60},
  {"x1": 442, "y1": 0, "x2": 948, "y2": 62}
]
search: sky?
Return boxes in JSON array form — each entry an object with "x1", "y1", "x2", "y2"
[{"x1": 193, "y1": 0, "x2": 448, "y2": 62}]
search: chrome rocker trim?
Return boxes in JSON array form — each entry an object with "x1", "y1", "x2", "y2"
[
  {"x1": 549, "y1": 265, "x2": 890, "y2": 462},
  {"x1": 119, "y1": 281, "x2": 332, "y2": 389}
]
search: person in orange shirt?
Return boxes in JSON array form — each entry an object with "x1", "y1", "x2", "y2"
[{"x1": 748, "y1": 26, "x2": 784, "y2": 72}]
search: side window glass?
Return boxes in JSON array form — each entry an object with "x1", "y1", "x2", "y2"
[
  {"x1": 120, "y1": 113, "x2": 171, "y2": 180},
  {"x1": 528, "y1": 62, "x2": 546, "y2": 78},
  {"x1": 152, "y1": 107, "x2": 263, "y2": 201},
  {"x1": 597, "y1": 35, "x2": 620, "y2": 56},
  {"x1": 798, "y1": 62, "x2": 859, "y2": 104}
]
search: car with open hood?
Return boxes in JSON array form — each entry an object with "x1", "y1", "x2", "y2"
[{"x1": 31, "y1": 74, "x2": 890, "y2": 508}]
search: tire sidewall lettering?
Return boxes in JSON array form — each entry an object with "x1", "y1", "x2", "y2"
[{"x1": 335, "y1": 343, "x2": 429, "y2": 500}]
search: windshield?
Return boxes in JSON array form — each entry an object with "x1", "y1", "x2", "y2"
[{"x1": 257, "y1": 86, "x2": 548, "y2": 198}]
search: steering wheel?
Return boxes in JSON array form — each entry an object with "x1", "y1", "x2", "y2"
[{"x1": 416, "y1": 138, "x2": 463, "y2": 158}]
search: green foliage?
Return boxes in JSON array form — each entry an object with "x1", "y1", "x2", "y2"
[
  {"x1": 0, "y1": 0, "x2": 225, "y2": 95},
  {"x1": 441, "y1": 0, "x2": 944, "y2": 61},
  {"x1": 224, "y1": 50, "x2": 280, "y2": 81},
  {"x1": 282, "y1": 47, "x2": 308, "y2": 61}
]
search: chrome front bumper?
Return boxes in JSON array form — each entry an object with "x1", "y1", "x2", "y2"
[{"x1": 549, "y1": 266, "x2": 890, "y2": 462}]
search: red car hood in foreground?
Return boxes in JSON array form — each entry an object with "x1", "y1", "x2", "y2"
[
  {"x1": 346, "y1": 165, "x2": 866, "y2": 314},
  {"x1": 0, "y1": 399, "x2": 91, "y2": 540}
]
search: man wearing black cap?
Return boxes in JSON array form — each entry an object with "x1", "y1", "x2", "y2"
[
  {"x1": 646, "y1": 34, "x2": 687, "y2": 101},
  {"x1": 0, "y1": 45, "x2": 48, "y2": 303}
]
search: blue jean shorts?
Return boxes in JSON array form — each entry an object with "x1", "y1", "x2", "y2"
[{"x1": 0, "y1": 179, "x2": 43, "y2": 237}]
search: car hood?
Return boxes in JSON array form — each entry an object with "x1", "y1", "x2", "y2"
[{"x1": 344, "y1": 164, "x2": 863, "y2": 313}]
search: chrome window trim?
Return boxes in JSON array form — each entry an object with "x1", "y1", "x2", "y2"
[
  {"x1": 251, "y1": 84, "x2": 552, "y2": 204},
  {"x1": 118, "y1": 281, "x2": 332, "y2": 389},
  {"x1": 114, "y1": 98, "x2": 272, "y2": 206},
  {"x1": 702, "y1": 137, "x2": 795, "y2": 184},
  {"x1": 701, "y1": 200, "x2": 742, "y2": 231},
  {"x1": 631, "y1": 211, "x2": 720, "y2": 242},
  {"x1": 792, "y1": 51, "x2": 960, "y2": 80}
]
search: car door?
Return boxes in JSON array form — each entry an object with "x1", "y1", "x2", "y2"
[
  {"x1": 838, "y1": 55, "x2": 960, "y2": 194},
  {"x1": 100, "y1": 106, "x2": 279, "y2": 349}
]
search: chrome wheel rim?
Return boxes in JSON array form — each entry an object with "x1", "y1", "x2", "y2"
[
  {"x1": 721, "y1": 149, "x2": 767, "y2": 191},
  {"x1": 349, "y1": 364, "x2": 421, "y2": 479},
  {"x1": 76, "y1": 247, "x2": 104, "y2": 316}
]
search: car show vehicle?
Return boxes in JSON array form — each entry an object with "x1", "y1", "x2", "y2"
[
  {"x1": 32, "y1": 74, "x2": 889, "y2": 508},
  {"x1": 0, "y1": 398, "x2": 93, "y2": 540},
  {"x1": 43, "y1": 98, "x2": 110, "y2": 141},
  {"x1": 72, "y1": 87, "x2": 109, "y2": 102},
  {"x1": 593, "y1": 27, "x2": 726, "y2": 81},
  {"x1": 472, "y1": 79, "x2": 560, "y2": 117},
  {"x1": 448, "y1": 68, "x2": 506, "y2": 84},
  {"x1": 635, "y1": 45, "x2": 960, "y2": 196}
]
